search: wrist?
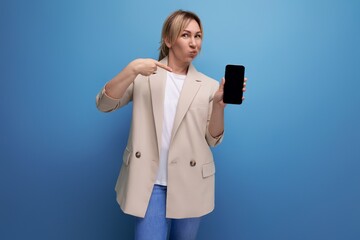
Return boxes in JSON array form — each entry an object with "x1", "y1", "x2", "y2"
[
  {"x1": 212, "y1": 101, "x2": 226, "y2": 111},
  {"x1": 128, "y1": 59, "x2": 141, "y2": 76}
]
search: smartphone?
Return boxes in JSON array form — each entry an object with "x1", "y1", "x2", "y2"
[{"x1": 223, "y1": 64, "x2": 245, "y2": 104}]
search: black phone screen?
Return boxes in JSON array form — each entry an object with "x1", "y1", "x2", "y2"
[{"x1": 223, "y1": 64, "x2": 245, "y2": 104}]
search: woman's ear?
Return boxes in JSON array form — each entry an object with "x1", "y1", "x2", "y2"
[{"x1": 164, "y1": 38, "x2": 171, "y2": 48}]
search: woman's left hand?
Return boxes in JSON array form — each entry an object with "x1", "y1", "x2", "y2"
[{"x1": 213, "y1": 77, "x2": 248, "y2": 108}]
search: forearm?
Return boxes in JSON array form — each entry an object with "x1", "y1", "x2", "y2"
[
  {"x1": 208, "y1": 104, "x2": 225, "y2": 138},
  {"x1": 105, "y1": 61, "x2": 138, "y2": 99}
]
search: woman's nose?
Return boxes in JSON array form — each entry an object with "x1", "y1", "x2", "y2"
[{"x1": 189, "y1": 37, "x2": 196, "y2": 47}]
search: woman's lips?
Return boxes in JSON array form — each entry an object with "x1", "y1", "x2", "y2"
[{"x1": 189, "y1": 51, "x2": 198, "y2": 56}]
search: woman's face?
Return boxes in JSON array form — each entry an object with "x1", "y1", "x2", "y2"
[{"x1": 167, "y1": 19, "x2": 202, "y2": 64}]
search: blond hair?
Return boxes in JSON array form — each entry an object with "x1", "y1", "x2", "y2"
[{"x1": 158, "y1": 10, "x2": 203, "y2": 60}]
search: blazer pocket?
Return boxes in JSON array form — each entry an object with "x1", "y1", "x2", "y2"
[
  {"x1": 202, "y1": 162, "x2": 215, "y2": 178},
  {"x1": 122, "y1": 147, "x2": 132, "y2": 166}
]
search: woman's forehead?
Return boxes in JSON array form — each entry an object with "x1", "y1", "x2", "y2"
[{"x1": 182, "y1": 19, "x2": 201, "y2": 32}]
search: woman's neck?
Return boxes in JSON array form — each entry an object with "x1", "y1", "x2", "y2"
[{"x1": 167, "y1": 54, "x2": 190, "y2": 75}]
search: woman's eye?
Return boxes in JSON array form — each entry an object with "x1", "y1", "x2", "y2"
[
  {"x1": 182, "y1": 33, "x2": 189, "y2": 38},
  {"x1": 195, "y1": 34, "x2": 202, "y2": 39}
]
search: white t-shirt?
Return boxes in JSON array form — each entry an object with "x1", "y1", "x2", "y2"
[{"x1": 155, "y1": 72, "x2": 186, "y2": 186}]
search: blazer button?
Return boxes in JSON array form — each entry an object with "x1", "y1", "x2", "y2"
[
  {"x1": 190, "y1": 160, "x2": 196, "y2": 167},
  {"x1": 135, "y1": 151, "x2": 141, "y2": 158}
]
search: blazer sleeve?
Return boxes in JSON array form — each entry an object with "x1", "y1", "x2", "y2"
[
  {"x1": 95, "y1": 83, "x2": 134, "y2": 112},
  {"x1": 205, "y1": 81, "x2": 224, "y2": 147}
]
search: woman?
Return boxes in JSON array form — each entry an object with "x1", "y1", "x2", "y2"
[{"x1": 96, "y1": 10, "x2": 246, "y2": 240}]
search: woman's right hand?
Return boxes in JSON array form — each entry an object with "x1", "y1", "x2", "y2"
[{"x1": 130, "y1": 58, "x2": 173, "y2": 76}]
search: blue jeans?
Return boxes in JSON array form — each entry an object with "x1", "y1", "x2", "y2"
[{"x1": 134, "y1": 185, "x2": 201, "y2": 240}]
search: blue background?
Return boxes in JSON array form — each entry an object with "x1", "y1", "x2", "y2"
[{"x1": 1, "y1": 0, "x2": 359, "y2": 239}]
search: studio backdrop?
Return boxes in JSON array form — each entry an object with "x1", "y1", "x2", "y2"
[{"x1": 1, "y1": 0, "x2": 359, "y2": 239}]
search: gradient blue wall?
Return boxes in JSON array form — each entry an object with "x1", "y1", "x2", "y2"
[{"x1": 1, "y1": 0, "x2": 359, "y2": 239}]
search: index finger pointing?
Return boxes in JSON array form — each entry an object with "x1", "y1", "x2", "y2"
[{"x1": 155, "y1": 62, "x2": 173, "y2": 72}]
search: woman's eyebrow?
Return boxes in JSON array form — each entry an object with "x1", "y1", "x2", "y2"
[{"x1": 183, "y1": 29, "x2": 202, "y2": 34}]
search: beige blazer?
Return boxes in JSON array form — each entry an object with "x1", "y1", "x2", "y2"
[{"x1": 96, "y1": 58, "x2": 223, "y2": 218}]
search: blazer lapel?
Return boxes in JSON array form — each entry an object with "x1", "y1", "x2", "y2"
[
  {"x1": 149, "y1": 58, "x2": 167, "y2": 157},
  {"x1": 171, "y1": 64, "x2": 202, "y2": 142}
]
